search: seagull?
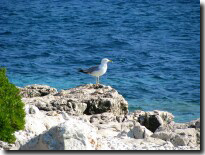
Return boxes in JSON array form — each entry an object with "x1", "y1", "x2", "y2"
[{"x1": 79, "y1": 58, "x2": 112, "y2": 84}]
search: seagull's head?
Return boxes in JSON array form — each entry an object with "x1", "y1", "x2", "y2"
[{"x1": 101, "y1": 58, "x2": 112, "y2": 64}]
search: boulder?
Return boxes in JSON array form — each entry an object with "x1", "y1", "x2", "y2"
[
  {"x1": 173, "y1": 128, "x2": 198, "y2": 147},
  {"x1": 187, "y1": 119, "x2": 200, "y2": 128},
  {"x1": 155, "y1": 118, "x2": 200, "y2": 133},
  {"x1": 22, "y1": 84, "x2": 128, "y2": 116},
  {"x1": 20, "y1": 84, "x2": 57, "y2": 98},
  {"x1": 132, "y1": 122, "x2": 153, "y2": 139},
  {"x1": 20, "y1": 118, "x2": 98, "y2": 150},
  {"x1": 55, "y1": 84, "x2": 128, "y2": 115},
  {"x1": 25, "y1": 104, "x2": 40, "y2": 114},
  {"x1": 14, "y1": 105, "x2": 65, "y2": 149},
  {"x1": 152, "y1": 128, "x2": 198, "y2": 147},
  {"x1": 138, "y1": 110, "x2": 174, "y2": 132},
  {"x1": 151, "y1": 131, "x2": 176, "y2": 141}
]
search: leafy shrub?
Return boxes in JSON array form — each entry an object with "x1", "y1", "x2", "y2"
[{"x1": 0, "y1": 68, "x2": 25, "y2": 143}]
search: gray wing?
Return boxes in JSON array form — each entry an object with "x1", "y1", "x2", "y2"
[{"x1": 83, "y1": 66, "x2": 99, "y2": 74}]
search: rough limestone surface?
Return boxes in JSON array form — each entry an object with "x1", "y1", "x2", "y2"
[
  {"x1": 152, "y1": 128, "x2": 199, "y2": 148},
  {"x1": 21, "y1": 84, "x2": 128, "y2": 116},
  {"x1": 13, "y1": 104, "x2": 65, "y2": 150},
  {"x1": 137, "y1": 110, "x2": 174, "y2": 132},
  {"x1": 132, "y1": 122, "x2": 153, "y2": 139},
  {"x1": 19, "y1": 84, "x2": 58, "y2": 98},
  {"x1": 20, "y1": 118, "x2": 98, "y2": 150},
  {"x1": 0, "y1": 84, "x2": 200, "y2": 150},
  {"x1": 55, "y1": 84, "x2": 129, "y2": 115},
  {"x1": 187, "y1": 118, "x2": 200, "y2": 128}
]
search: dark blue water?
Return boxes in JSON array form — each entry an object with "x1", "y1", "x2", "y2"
[{"x1": 0, "y1": 0, "x2": 200, "y2": 122}]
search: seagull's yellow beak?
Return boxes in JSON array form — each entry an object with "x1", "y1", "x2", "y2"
[{"x1": 109, "y1": 60, "x2": 112, "y2": 62}]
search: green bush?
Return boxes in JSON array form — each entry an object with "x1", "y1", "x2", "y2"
[{"x1": 0, "y1": 68, "x2": 25, "y2": 143}]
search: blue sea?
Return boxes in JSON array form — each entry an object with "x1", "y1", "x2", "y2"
[{"x1": 0, "y1": 0, "x2": 200, "y2": 122}]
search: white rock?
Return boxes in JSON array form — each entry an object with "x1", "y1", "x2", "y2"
[
  {"x1": 132, "y1": 122, "x2": 153, "y2": 139},
  {"x1": 14, "y1": 108, "x2": 65, "y2": 149},
  {"x1": 25, "y1": 105, "x2": 40, "y2": 114},
  {"x1": 20, "y1": 117, "x2": 98, "y2": 150}
]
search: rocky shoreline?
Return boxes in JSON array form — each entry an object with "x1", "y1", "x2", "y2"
[{"x1": 0, "y1": 84, "x2": 200, "y2": 150}]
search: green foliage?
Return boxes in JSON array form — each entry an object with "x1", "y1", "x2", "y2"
[{"x1": 0, "y1": 68, "x2": 25, "y2": 143}]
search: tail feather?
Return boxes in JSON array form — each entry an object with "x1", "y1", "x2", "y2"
[{"x1": 78, "y1": 68, "x2": 87, "y2": 74}]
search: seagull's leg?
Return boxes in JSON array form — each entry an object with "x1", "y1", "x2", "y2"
[
  {"x1": 98, "y1": 76, "x2": 100, "y2": 84},
  {"x1": 97, "y1": 76, "x2": 99, "y2": 85},
  {"x1": 96, "y1": 77, "x2": 98, "y2": 85}
]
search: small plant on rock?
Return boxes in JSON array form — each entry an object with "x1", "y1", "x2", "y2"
[{"x1": 0, "y1": 68, "x2": 25, "y2": 143}]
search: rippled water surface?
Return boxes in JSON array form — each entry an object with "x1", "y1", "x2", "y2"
[{"x1": 0, "y1": 0, "x2": 200, "y2": 122}]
